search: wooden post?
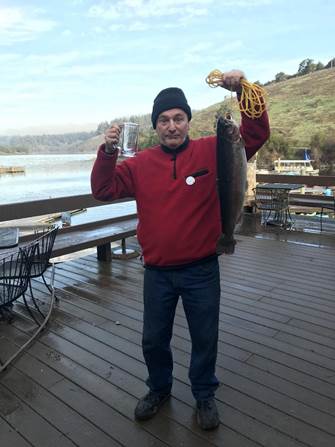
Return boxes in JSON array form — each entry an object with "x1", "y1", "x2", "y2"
[{"x1": 97, "y1": 243, "x2": 112, "y2": 262}]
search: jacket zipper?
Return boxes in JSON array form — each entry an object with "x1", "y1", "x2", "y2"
[{"x1": 171, "y1": 153, "x2": 177, "y2": 179}]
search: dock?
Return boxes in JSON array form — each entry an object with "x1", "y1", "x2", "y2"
[
  {"x1": 0, "y1": 166, "x2": 25, "y2": 174},
  {"x1": 1, "y1": 230, "x2": 335, "y2": 447}
]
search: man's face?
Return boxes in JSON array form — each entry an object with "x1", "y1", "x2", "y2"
[{"x1": 155, "y1": 108, "x2": 190, "y2": 149}]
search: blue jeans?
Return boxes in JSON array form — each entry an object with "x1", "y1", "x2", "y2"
[{"x1": 142, "y1": 258, "x2": 220, "y2": 400}]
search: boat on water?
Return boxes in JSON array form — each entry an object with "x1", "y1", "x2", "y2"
[{"x1": 273, "y1": 159, "x2": 319, "y2": 176}]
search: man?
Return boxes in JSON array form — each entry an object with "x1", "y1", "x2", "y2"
[{"x1": 91, "y1": 70, "x2": 270, "y2": 430}]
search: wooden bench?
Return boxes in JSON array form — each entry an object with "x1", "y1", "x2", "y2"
[
  {"x1": 288, "y1": 193, "x2": 334, "y2": 230},
  {"x1": 288, "y1": 193, "x2": 334, "y2": 210},
  {"x1": 0, "y1": 194, "x2": 138, "y2": 262}
]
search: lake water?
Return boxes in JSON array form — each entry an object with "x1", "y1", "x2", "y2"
[{"x1": 1, "y1": 154, "x2": 97, "y2": 204}]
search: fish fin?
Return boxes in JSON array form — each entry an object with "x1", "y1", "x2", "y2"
[{"x1": 216, "y1": 233, "x2": 236, "y2": 255}]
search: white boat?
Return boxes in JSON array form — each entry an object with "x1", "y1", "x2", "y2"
[{"x1": 273, "y1": 159, "x2": 319, "y2": 176}]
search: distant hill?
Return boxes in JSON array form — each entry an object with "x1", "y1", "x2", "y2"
[
  {"x1": 0, "y1": 67, "x2": 334, "y2": 155},
  {"x1": 0, "y1": 131, "x2": 98, "y2": 154}
]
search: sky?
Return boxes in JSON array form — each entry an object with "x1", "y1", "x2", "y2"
[{"x1": 0, "y1": 0, "x2": 334, "y2": 135}]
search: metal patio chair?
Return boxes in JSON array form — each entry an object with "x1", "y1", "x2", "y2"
[
  {"x1": 0, "y1": 244, "x2": 35, "y2": 323},
  {"x1": 0, "y1": 231, "x2": 58, "y2": 372},
  {"x1": 0, "y1": 243, "x2": 37, "y2": 370},
  {"x1": 26, "y1": 226, "x2": 58, "y2": 325}
]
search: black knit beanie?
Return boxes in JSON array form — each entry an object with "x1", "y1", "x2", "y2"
[{"x1": 151, "y1": 87, "x2": 192, "y2": 129}]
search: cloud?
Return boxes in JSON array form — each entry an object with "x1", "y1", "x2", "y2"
[
  {"x1": 0, "y1": 7, "x2": 56, "y2": 46},
  {"x1": 88, "y1": 0, "x2": 212, "y2": 22},
  {"x1": 61, "y1": 29, "x2": 73, "y2": 37},
  {"x1": 183, "y1": 42, "x2": 215, "y2": 64},
  {"x1": 128, "y1": 21, "x2": 150, "y2": 31},
  {"x1": 0, "y1": 50, "x2": 85, "y2": 81},
  {"x1": 0, "y1": 52, "x2": 20, "y2": 63},
  {"x1": 221, "y1": 0, "x2": 272, "y2": 5},
  {"x1": 182, "y1": 39, "x2": 244, "y2": 66},
  {"x1": 87, "y1": 0, "x2": 272, "y2": 23},
  {"x1": 57, "y1": 61, "x2": 180, "y2": 78},
  {"x1": 88, "y1": 4, "x2": 120, "y2": 20},
  {"x1": 0, "y1": 47, "x2": 180, "y2": 84},
  {"x1": 70, "y1": 0, "x2": 87, "y2": 4}
]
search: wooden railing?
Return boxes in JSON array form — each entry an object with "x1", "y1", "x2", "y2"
[
  {"x1": 0, "y1": 195, "x2": 138, "y2": 261},
  {"x1": 256, "y1": 174, "x2": 335, "y2": 187},
  {"x1": 0, "y1": 194, "x2": 133, "y2": 222}
]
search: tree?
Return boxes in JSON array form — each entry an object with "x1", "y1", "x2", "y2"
[
  {"x1": 325, "y1": 58, "x2": 335, "y2": 69},
  {"x1": 320, "y1": 135, "x2": 335, "y2": 173},
  {"x1": 256, "y1": 132, "x2": 291, "y2": 169},
  {"x1": 310, "y1": 131, "x2": 335, "y2": 174},
  {"x1": 96, "y1": 121, "x2": 110, "y2": 134},
  {"x1": 297, "y1": 59, "x2": 316, "y2": 76},
  {"x1": 275, "y1": 72, "x2": 288, "y2": 82},
  {"x1": 138, "y1": 128, "x2": 159, "y2": 149}
]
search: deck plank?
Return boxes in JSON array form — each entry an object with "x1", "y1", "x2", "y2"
[
  {"x1": 0, "y1": 417, "x2": 32, "y2": 447},
  {"x1": 1, "y1": 234, "x2": 335, "y2": 446},
  {"x1": 1, "y1": 364, "x2": 121, "y2": 447},
  {"x1": 0, "y1": 382, "x2": 76, "y2": 447}
]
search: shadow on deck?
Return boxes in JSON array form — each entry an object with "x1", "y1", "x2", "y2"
[{"x1": 1, "y1": 233, "x2": 335, "y2": 447}]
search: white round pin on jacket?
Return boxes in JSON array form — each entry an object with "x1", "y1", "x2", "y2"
[{"x1": 186, "y1": 176, "x2": 195, "y2": 185}]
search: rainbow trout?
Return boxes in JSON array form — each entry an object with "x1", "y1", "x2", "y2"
[{"x1": 216, "y1": 115, "x2": 247, "y2": 255}]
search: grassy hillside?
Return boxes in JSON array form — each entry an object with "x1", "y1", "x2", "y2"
[
  {"x1": 188, "y1": 68, "x2": 335, "y2": 146},
  {"x1": 265, "y1": 68, "x2": 335, "y2": 145},
  {"x1": 129, "y1": 67, "x2": 334, "y2": 148}
]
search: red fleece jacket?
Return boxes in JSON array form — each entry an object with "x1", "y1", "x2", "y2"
[{"x1": 91, "y1": 111, "x2": 270, "y2": 267}]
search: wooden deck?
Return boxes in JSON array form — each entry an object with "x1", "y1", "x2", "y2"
[{"x1": 1, "y1": 235, "x2": 335, "y2": 447}]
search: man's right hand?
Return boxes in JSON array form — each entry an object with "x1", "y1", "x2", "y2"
[
  {"x1": 104, "y1": 124, "x2": 122, "y2": 152},
  {"x1": 219, "y1": 69, "x2": 245, "y2": 93}
]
